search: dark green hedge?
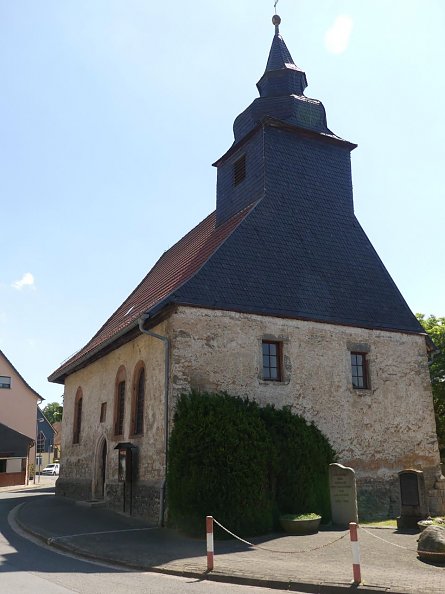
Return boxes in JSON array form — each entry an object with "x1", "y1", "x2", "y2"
[{"x1": 167, "y1": 391, "x2": 336, "y2": 537}]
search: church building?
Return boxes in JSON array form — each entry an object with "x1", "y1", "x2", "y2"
[{"x1": 49, "y1": 15, "x2": 444, "y2": 521}]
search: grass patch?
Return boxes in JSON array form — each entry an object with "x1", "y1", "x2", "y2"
[
  {"x1": 360, "y1": 518, "x2": 397, "y2": 528},
  {"x1": 361, "y1": 517, "x2": 445, "y2": 528}
]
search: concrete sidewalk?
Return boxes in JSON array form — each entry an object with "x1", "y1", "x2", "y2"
[{"x1": 9, "y1": 494, "x2": 445, "y2": 594}]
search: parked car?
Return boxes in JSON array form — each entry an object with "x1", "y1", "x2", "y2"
[{"x1": 42, "y1": 463, "x2": 60, "y2": 476}]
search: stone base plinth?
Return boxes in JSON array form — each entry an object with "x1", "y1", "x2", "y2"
[{"x1": 397, "y1": 515, "x2": 424, "y2": 530}]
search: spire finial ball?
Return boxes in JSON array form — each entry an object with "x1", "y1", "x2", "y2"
[{"x1": 272, "y1": 14, "x2": 281, "y2": 26}]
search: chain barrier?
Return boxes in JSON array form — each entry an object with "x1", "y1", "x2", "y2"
[
  {"x1": 361, "y1": 525, "x2": 445, "y2": 559},
  {"x1": 361, "y1": 526, "x2": 417, "y2": 552},
  {"x1": 212, "y1": 517, "x2": 349, "y2": 554}
]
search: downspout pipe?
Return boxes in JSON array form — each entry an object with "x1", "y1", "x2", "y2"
[{"x1": 138, "y1": 314, "x2": 170, "y2": 527}]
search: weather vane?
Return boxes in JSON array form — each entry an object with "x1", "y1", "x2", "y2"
[{"x1": 274, "y1": 0, "x2": 279, "y2": 13}]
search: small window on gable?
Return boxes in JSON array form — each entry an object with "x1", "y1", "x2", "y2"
[
  {"x1": 100, "y1": 402, "x2": 107, "y2": 423},
  {"x1": 233, "y1": 154, "x2": 246, "y2": 186},
  {"x1": 0, "y1": 376, "x2": 11, "y2": 389},
  {"x1": 351, "y1": 352, "x2": 369, "y2": 389},
  {"x1": 262, "y1": 341, "x2": 282, "y2": 381}
]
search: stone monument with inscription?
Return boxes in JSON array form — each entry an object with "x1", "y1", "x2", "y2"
[
  {"x1": 329, "y1": 463, "x2": 358, "y2": 527},
  {"x1": 396, "y1": 469, "x2": 428, "y2": 530}
]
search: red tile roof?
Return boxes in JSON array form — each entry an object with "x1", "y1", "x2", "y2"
[{"x1": 49, "y1": 204, "x2": 255, "y2": 383}]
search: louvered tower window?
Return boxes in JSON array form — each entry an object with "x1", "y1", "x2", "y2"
[{"x1": 233, "y1": 154, "x2": 246, "y2": 186}]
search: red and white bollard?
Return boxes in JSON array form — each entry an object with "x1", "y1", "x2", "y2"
[
  {"x1": 206, "y1": 516, "x2": 214, "y2": 571},
  {"x1": 349, "y1": 522, "x2": 361, "y2": 585}
]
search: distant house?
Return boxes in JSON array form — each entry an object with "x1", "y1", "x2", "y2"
[
  {"x1": 52, "y1": 421, "x2": 62, "y2": 461},
  {"x1": 49, "y1": 16, "x2": 444, "y2": 521},
  {"x1": 0, "y1": 423, "x2": 34, "y2": 487},
  {"x1": 36, "y1": 407, "x2": 56, "y2": 472},
  {"x1": 0, "y1": 350, "x2": 43, "y2": 484}
]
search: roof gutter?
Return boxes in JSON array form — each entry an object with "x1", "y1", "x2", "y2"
[{"x1": 138, "y1": 313, "x2": 170, "y2": 528}]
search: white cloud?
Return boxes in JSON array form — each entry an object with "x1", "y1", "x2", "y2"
[
  {"x1": 325, "y1": 16, "x2": 353, "y2": 54},
  {"x1": 12, "y1": 272, "x2": 35, "y2": 290}
]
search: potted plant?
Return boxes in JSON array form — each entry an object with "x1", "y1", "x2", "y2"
[
  {"x1": 418, "y1": 517, "x2": 445, "y2": 532},
  {"x1": 280, "y1": 513, "x2": 322, "y2": 534}
]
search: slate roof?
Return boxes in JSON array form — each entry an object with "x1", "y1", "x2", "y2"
[
  {"x1": 49, "y1": 22, "x2": 425, "y2": 385},
  {"x1": 0, "y1": 423, "x2": 34, "y2": 458},
  {"x1": 264, "y1": 32, "x2": 303, "y2": 72}
]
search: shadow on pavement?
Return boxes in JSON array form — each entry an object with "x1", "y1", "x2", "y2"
[{"x1": 1, "y1": 494, "x2": 122, "y2": 575}]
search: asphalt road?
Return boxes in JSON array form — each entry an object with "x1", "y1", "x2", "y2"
[{"x1": 0, "y1": 488, "x2": 294, "y2": 594}]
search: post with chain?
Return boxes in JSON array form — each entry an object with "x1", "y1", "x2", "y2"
[
  {"x1": 206, "y1": 516, "x2": 214, "y2": 571},
  {"x1": 349, "y1": 522, "x2": 362, "y2": 585}
]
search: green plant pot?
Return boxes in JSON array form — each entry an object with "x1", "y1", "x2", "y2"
[{"x1": 280, "y1": 515, "x2": 321, "y2": 534}]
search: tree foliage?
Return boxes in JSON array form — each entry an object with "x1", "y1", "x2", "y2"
[
  {"x1": 167, "y1": 391, "x2": 336, "y2": 537},
  {"x1": 43, "y1": 402, "x2": 63, "y2": 425},
  {"x1": 416, "y1": 314, "x2": 445, "y2": 452}
]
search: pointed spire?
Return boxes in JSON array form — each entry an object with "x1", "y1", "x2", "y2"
[
  {"x1": 267, "y1": 13, "x2": 295, "y2": 71},
  {"x1": 257, "y1": 14, "x2": 308, "y2": 98},
  {"x1": 232, "y1": 11, "x2": 333, "y2": 143}
]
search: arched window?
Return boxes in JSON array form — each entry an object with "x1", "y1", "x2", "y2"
[
  {"x1": 114, "y1": 367, "x2": 126, "y2": 436},
  {"x1": 37, "y1": 431, "x2": 46, "y2": 453},
  {"x1": 73, "y1": 388, "x2": 83, "y2": 444},
  {"x1": 132, "y1": 364, "x2": 145, "y2": 435}
]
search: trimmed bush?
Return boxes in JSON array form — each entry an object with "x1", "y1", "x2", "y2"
[
  {"x1": 167, "y1": 391, "x2": 274, "y2": 537},
  {"x1": 260, "y1": 404, "x2": 335, "y2": 522},
  {"x1": 167, "y1": 391, "x2": 336, "y2": 537}
]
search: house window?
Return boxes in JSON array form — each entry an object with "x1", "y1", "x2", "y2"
[
  {"x1": 233, "y1": 154, "x2": 246, "y2": 186},
  {"x1": 0, "y1": 460, "x2": 6, "y2": 473},
  {"x1": 100, "y1": 402, "x2": 107, "y2": 423},
  {"x1": 132, "y1": 367, "x2": 145, "y2": 435},
  {"x1": 262, "y1": 341, "x2": 282, "y2": 381},
  {"x1": 351, "y1": 352, "x2": 369, "y2": 389},
  {"x1": 0, "y1": 376, "x2": 11, "y2": 389},
  {"x1": 73, "y1": 388, "x2": 83, "y2": 444}
]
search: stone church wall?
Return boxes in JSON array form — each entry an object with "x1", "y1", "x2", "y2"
[
  {"x1": 170, "y1": 306, "x2": 441, "y2": 519},
  {"x1": 58, "y1": 324, "x2": 168, "y2": 523},
  {"x1": 58, "y1": 305, "x2": 441, "y2": 522}
]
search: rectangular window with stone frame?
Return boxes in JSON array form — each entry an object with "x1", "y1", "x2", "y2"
[
  {"x1": 351, "y1": 352, "x2": 369, "y2": 389},
  {"x1": 262, "y1": 340, "x2": 282, "y2": 381}
]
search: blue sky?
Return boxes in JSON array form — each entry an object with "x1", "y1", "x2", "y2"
[{"x1": 1, "y1": 1, "x2": 444, "y2": 404}]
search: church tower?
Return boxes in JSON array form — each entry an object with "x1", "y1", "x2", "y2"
[{"x1": 190, "y1": 14, "x2": 423, "y2": 334}]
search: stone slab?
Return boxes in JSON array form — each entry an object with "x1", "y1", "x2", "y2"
[{"x1": 329, "y1": 463, "x2": 358, "y2": 527}]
